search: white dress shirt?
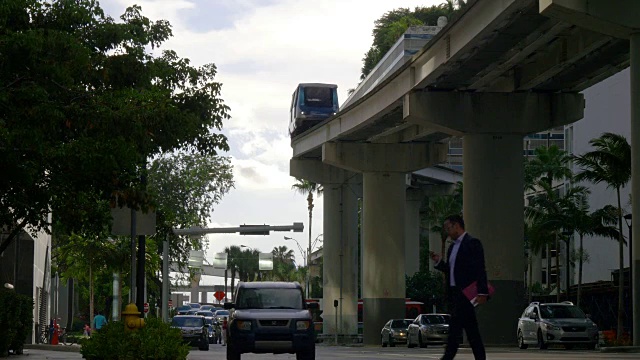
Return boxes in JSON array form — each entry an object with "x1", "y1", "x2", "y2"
[{"x1": 448, "y1": 232, "x2": 467, "y2": 286}]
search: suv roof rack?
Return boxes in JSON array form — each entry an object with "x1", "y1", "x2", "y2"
[{"x1": 561, "y1": 301, "x2": 574, "y2": 305}]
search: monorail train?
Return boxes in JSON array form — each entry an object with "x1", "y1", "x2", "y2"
[{"x1": 289, "y1": 83, "x2": 338, "y2": 137}]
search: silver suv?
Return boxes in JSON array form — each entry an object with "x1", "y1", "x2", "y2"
[
  {"x1": 224, "y1": 281, "x2": 318, "y2": 360},
  {"x1": 517, "y1": 301, "x2": 598, "y2": 350}
]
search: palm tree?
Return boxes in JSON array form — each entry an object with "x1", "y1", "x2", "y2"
[
  {"x1": 524, "y1": 145, "x2": 573, "y2": 290},
  {"x1": 526, "y1": 180, "x2": 589, "y2": 301},
  {"x1": 224, "y1": 245, "x2": 243, "y2": 299},
  {"x1": 573, "y1": 132, "x2": 631, "y2": 340},
  {"x1": 564, "y1": 201, "x2": 620, "y2": 307},
  {"x1": 291, "y1": 179, "x2": 322, "y2": 296}
]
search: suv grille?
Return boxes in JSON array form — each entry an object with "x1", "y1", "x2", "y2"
[{"x1": 258, "y1": 320, "x2": 290, "y2": 327}]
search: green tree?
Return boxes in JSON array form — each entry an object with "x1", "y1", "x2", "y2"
[
  {"x1": 225, "y1": 246, "x2": 243, "y2": 298},
  {"x1": 524, "y1": 144, "x2": 573, "y2": 291},
  {"x1": 563, "y1": 199, "x2": 619, "y2": 308},
  {"x1": 360, "y1": 6, "x2": 449, "y2": 79},
  {"x1": 422, "y1": 182, "x2": 462, "y2": 262},
  {"x1": 291, "y1": 179, "x2": 322, "y2": 295},
  {"x1": 405, "y1": 270, "x2": 445, "y2": 313},
  {"x1": 0, "y1": 0, "x2": 230, "y2": 256},
  {"x1": 526, "y1": 181, "x2": 589, "y2": 300},
  {"x1": 573, "y1": 132, "x2": 631, "y2": 340},
  {"x1": 148, "y1": 153, "x2": 234, "y2": 267}
]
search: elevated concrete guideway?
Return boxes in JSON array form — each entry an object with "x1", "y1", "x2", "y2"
[{"x1": 290, "y1": 0, "x2": 640, "y2": 346}]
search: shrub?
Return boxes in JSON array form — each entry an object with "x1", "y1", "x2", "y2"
[
  {"x1": 0, "y1": 289, "x2": 33, "y2": 357},
  {"x1": 80, "y1": 318, "x2": 189, "y2": 360}
]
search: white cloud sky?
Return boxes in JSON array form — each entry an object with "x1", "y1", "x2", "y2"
[{"x1": 100, "y1": 0, "x2": 444, "y2": 273}]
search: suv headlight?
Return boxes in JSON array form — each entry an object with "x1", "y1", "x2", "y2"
[
  {"x1": 236, "y1": 320, "x2": 252, "y2": 331},
  {"x1": 296, "y1": 320, "x2": 311, "y2": 330},
  {"x1": 542, "y1": 322, "x2": 561, "y2": 331}
]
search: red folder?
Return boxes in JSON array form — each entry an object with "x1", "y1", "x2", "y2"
[{"x1": 462, "y1": 281, "x2": 495, "y2": 307}]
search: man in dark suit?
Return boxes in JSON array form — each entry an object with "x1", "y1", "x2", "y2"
[{"x1": 430, "y1": 214, "x2": 488, "y2": 360}]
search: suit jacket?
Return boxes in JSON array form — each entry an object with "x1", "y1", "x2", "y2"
[{"x1": 435, "y1": 233, "x2": 489, "y2": 295}]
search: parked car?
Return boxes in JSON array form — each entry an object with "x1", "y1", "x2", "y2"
[
  {"x1": 407, "y1": 313, "x2": 460, "y2": 348},
  {"x1": 517, "y1": 301, "x2": 598, "y2": 350},
  {"x1": 224, "y1": 281, "x2": 318, "y2": 360},
  {"x1": 380, "y1": 319, "x2": 413, "y2": 347},
  {"x1": 170, "y1": 315, "x2": 210, "y2": 351}
]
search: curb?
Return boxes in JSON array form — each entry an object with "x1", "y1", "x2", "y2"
[
  {"x1": 600, "y1": 346, "x2": 640, "y2": 353},
  {"x1": 24, "y1": 344, "x2": 82, "y2": 353}
]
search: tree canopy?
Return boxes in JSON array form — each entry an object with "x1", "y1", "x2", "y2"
[
  {"x1": 0, "y1": 0, "x2": 231, "y2": 255},
  {"x1": 359, "y1": 1, "x2": 468, "y2": 80}
]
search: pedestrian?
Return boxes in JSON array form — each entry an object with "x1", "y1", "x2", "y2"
[
  {"x1": 430, "y1": 214, "x2": 488, "y2": 360},
  {"x1": 83, "y1": 323, "x2": 91, "y2": 337},
  {"x1": 221, "y1": 318, "x2": 228, "y2": 346},
  {"x1": 93, "y1": 310, "x2": 108, "y2": 332}
]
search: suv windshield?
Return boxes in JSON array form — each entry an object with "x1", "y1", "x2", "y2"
[
  {"x1": 236, "y1": 288, "x2": 303, "y2": 309},
  {"x1": 171, "y1": 317, "x2": 203, "y2": 327},
  {"x1": 539, "y1": 305, "x2": 586, "y2": 319}
]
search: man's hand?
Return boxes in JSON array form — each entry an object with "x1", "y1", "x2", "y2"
[
  {"x1": 476, "y1": 295, "x2": 488, "y2": 305},
  {"x1": 429, "y1": 251, "x2": 441, "y2": 263}
]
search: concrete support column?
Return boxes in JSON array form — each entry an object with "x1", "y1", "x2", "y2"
[
  {"x1": 201, "y1": 292, "x2": 207, "y2": 304},
  {"x1": 429, "y1": 231, "x2": 442, "y2": 272},
  {"x1": 405, "y1": 189, "x2": 423, "y2": 276},
  {"x1": 323, "y1": 177, "x2": 360, "y2": 338},
  {"x1": 630, "y1": 31, "x2": 640, "y2": 346},
  {"x1": 463, "y1": 134, "x2": 525, "y2": 345},
  {"x1": 362, "y1": 172, "x2": 406, "y2": 345}
]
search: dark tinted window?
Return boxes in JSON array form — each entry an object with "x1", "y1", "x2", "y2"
[
  {"x1": 391, "y1": 320, "x2": 412, "y2": 328},
  {"x1": 171, "y1": 317, "x2": 203, "y2": 327},
  {"x1": 423, "y1": 315, "x2": 449, "y2": 325},
  {"x1": 303, "y1": 87, "x2": 333, "y2": 107},
  {"x1": 539, "y1": 305, "x2": 586, "y2": 319},
  {"x1": 236, "y1": 288, "x2": 303, "y2": 309}
]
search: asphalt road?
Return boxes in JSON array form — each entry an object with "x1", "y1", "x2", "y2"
[{"x1": 21, "y1": 344, "x2": 640, "y2": 360}]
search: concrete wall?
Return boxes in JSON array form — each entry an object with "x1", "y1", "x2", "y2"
[{"x1": 571, "y1": 68, "x2": 631, "y2": 283}]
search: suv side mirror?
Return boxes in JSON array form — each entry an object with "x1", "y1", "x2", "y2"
[
  {"x1": 306, "y1": 302, "x2": 319, "y2": 310},
  {"x1": 529, "y1": 313, "x2": 538, "y2": 320},
  {"x1": 586, "y1": 314, "x2": 591, "y2": 319},
  {"x1": 224, "y1": 302, "x2": 234, "y2": 310}
]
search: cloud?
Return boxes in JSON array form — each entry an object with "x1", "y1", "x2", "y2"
[{"x1": 101, "y1": 0, "x2": 441, "y2": 269}]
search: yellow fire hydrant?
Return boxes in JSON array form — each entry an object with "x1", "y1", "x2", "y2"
[{"x1": 122, "y1": 303, "x2": 145, "y2": 331}]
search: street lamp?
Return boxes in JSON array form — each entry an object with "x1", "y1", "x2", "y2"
[
  {"x1": 624, "y1": 214, "x2": 632, "y2": 290},
  {"x1": 284, "y1": 236, "x2": 306, "y2": 266}
]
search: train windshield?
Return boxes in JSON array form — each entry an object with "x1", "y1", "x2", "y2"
[{"x1": 302, "y1": 86, "x2": 334, "y2": 108}]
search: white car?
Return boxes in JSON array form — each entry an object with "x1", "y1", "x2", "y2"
[
  {"x1": 407, "y1": 313, "x2": 459, "y2": 348},
  {"x1": 517, "y1": 301, "x2": 598, "y2": 350}
]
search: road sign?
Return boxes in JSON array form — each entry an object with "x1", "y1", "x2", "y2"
[
  {"x1": 143, "y1": 302, "x2": 149, "y2": 313},
  {"x1": 168, "y1": 299, "x2": 173, "y2": 308},
  {"x1": 214, "y1": 291, "x2": 225, "y2": 301}
]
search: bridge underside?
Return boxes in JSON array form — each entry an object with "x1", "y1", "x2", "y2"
[{"x1": 290, "y1": 0, "x2": 639, "y2": 346}]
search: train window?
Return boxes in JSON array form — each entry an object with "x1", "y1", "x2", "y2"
[{"x1": 303, "y1": 87, "x2": 333, "y2": 107}]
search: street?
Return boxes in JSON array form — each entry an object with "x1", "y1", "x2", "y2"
[{"x1": 21, "y1": 344, "x2": 640, "y2": 360}]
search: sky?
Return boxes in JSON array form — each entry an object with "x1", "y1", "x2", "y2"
[{"x1": 98, "y1": 0, "x2": 443, "y2": 287}]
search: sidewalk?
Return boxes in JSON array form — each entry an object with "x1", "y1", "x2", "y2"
[{"x1": 10, "y1": 345, "x2": 82, "y2": 360}]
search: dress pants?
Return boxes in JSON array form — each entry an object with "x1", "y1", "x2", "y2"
[{"x1": 442, "y1": 286, "x2": 486, "y2": 360}]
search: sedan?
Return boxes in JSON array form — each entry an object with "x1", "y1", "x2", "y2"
[
  {"x1": 380, "y1": 319, "x2": 413, "y2": 347},
  {"x1": 407, "y1": 313, "x2": 460, "y2": 348}
]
